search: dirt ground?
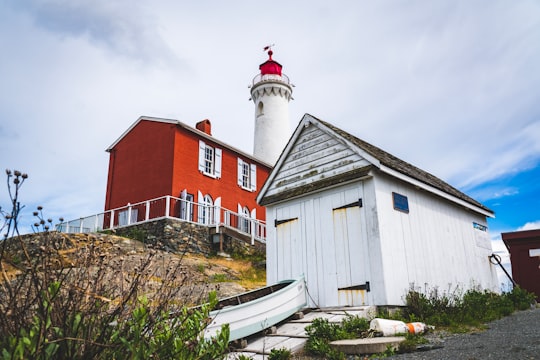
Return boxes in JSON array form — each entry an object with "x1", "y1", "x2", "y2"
[{"x1": 1, "y1": 232, "x2": 253, "y2": 305}]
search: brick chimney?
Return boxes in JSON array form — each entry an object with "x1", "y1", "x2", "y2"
[{"x1": 196, "y1": 119, "x2": 212, "y2": 135}]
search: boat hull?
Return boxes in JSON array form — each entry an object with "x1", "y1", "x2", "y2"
[{"x1": 204, "y1": 276, "x2": 307, "y2": 342}]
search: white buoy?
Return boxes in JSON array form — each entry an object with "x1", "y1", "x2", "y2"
[{"x1": 369, "y1": 318, "x2": 429, "y2": 336}]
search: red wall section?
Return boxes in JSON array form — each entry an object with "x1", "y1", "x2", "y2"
[
  {"x1": 105, "y1": 120, "x2": 175, "y2": 210},
  {"x1": 105, "y1": 119, "x2": 271, "y2": 224},
  {"x1": 170, "y1": 127, "x2": 269, "y2": 220}
]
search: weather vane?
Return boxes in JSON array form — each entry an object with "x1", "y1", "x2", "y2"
[{"x1": 263, "y1": 44, "x2": 275, "y2": 53}]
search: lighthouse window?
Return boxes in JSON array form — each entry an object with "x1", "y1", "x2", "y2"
[
  {"x1": 198, "y1": 140, "x2": 222, "y2": 178},
  {"x1": 237, "y1": 158, "x2": 257, "y2": 191}
]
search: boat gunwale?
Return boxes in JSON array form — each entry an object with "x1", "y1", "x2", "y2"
[{"x1": 209, "y1": 276, "x2": 305, "y2": 315}]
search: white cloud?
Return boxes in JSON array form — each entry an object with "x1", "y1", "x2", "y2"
[
  {"x1": 518, "y1": 221, "x2": 540, "y2": 231},
  {"x1": 1, "y1": 0, "x2": 540, "y2": 232},
  {"x1": 7, "y1": 0, "x2": 178, "y2": 65}
]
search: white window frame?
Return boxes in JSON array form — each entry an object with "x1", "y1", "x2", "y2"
[
  {"x1": 199, "y1": 140, "x2": 222, "y2": 178},
  {"x1": 180, "y1": 190, "x2": 194, "y2": 221},
  {"x1": 198, "y1": 193, "x2": 214, "y2": 225},
  {"x1": 238, "y1": 203, "x2": 251, "y2": 233},
  {"x1": 237, "y1": 158, "x2": 257, "y2": 191}
]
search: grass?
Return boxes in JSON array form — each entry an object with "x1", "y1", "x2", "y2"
[
  {"x1": 303, "y1": 285, "x2": 536, "y2": 359},
  {"x1": 206, "y1": 255, "x2": 266, "y2": 289},
  {"x1": 400, "y1": 285, "x2": 536, "y2": 330}
]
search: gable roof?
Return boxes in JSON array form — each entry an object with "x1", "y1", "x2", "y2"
[
  {"x1": 257, "y1": 113, "x2": 494, "y2": 218},
  {"x1": 106, "y1": 116, "x2": 272, "y2": 168}
]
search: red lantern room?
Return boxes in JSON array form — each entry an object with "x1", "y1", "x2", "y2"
[{"x1": 259, "y1": 50, "x2": 283, "y2": 76}]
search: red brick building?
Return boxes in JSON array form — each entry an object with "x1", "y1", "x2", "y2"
[{"x1": 104, "y1": 116, "x2": 272, "y2": 228}]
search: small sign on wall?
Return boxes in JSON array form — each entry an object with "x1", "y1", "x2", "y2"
[
  {"x1": 473, "y1": 222, "x2": 491, "y2": 251},
  {"x1": 392, "y1": 192, "x2": 409, "y2": 213}
]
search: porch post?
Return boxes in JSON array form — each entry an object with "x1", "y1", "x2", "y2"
[
  {"x1": 251, "y1": 219, "x2": 255, "y2": 245},
  {"x1": 165, "y1": 196, "x2": 170, "y2": 217},
  {"x1": 110, "y1": 210, "x2": 115, "y2": 229}
]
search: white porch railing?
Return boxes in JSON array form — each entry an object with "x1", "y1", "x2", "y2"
[{"x1": 56, "y1": 195, "x2": 266, "y2": 244}]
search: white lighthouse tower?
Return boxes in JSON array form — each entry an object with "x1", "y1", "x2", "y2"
[{"x1": 250, "y1": 48, "x2": 293, "y2": 165}]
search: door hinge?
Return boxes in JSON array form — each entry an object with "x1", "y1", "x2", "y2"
[
  {"x1": 339, "y1": 281, "x2": 370, "y2": 292},
  {"x1": 333, "y1": 198, "x2": 363, "y2": 211},
  {"x1": 274, "y1": 217, "x2": 298, "y2": 227}
]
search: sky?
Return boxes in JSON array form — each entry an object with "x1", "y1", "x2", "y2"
[{"x1": 1, "y1": 1, "x2": 539, "y2": 285}]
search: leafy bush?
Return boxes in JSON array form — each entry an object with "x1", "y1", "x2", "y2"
[
  {"x1": 0, "y1": 170, "x2": 230, "y2": 359},
  {"x1": 304, "y1": 317, "x2": 366, "y2": 360},
  {"x1": 268, "y1": 347, "x2": 292, "y2": 360},
  {"x1": 340, "y1": 314, "x2": 370, "y2": 337},
  {"x1": 401, "y1": 284, "x2": 536, "y2": 330},
  {"x1": 504, "y1": 286, "x2": 536, "y2": 311}
]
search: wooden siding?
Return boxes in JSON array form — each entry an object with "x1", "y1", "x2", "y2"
[
  {"x1": 502, "y1": 230, "x2": 540, "y2": 301},
  {"x1": 105, "y1": 120, "x2": 175, "y2": 210},
  {"x1": 267, "y1": 182, "x2": 375, "y2": 307},
  {"x1": 262, "y1": 115, "x2": 497, "y2": 307},
  {"x1": 373, "y1": 172, "x2": 498, "y2": 305},
  {"x1": 105, "y1": 118, "x2": 271, "y2": 223},
  {"x1": 265, "y1": 123, "x2": 370, "y2": 199}
]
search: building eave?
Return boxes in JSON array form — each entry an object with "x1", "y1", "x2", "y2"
[{"x1": 106, "y1": 116, "x2": 273, "y2": 169}]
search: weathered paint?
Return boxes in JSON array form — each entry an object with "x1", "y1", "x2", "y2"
[
  {"x1": 266, "y1": 124, "x2": 370, "y2": 198},
  {"x1": 262, "y1": 115, "x2": 498, "y2": 307},
  {"x1": 338, "y1": 289, "x2": 367, "y2": 306},
  {"x1": 373, "y1": 173, "x2": 499, "y2": 304},
  {"x1": 267, "y1": 182, "x2": 374, "y2": 307}
]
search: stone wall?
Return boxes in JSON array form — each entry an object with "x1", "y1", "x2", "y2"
[
  {"x1": 113, "y1": 218, "x2": 265, "y2": 259},
  {"x1": 222, "y1": 234, "x2": 266, "y2": 258},
  {"x1": 114, "y1": 218, "x2": 214, "y2": 256}
]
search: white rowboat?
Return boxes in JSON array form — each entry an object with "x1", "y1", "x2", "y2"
[{"x1": 204, "y1": 276, "x2": 307, "y2": 342}]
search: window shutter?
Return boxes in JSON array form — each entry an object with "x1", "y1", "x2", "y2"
[
  {"x1": 198, "y1": 141, "x2": 205, "y2": 172},
  {"x1": 250, "y1": 164, "x2": 257, "y2": 191},
  {"x1": 237, "y1": 158, "x2": 243, "y2": 186},
  {"x1": 197, "y1": 190, "x2": 204, "y2": 222},
  {"x1": 215, "y1": 148, "x2": 222, "y2": 178}
]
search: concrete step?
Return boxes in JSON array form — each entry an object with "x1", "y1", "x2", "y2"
[
  {"x1": 225, "y1": 306, "x2": 377, "y2": 358},
  {"x1": 330, "y1": 336, "x2": 406, "y2": 355}
]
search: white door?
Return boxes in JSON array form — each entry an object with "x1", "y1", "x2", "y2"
[
  {"x1": 274, "y1": 204, "x2": 302, "y2": 281},
  {"x1": 332, "y1": 190, "x2": 370, "y2": 305}
]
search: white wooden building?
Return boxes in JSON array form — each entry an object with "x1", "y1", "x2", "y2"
[{"x1": 257, "y1": 114, "x2": 499, "y2": 307}]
